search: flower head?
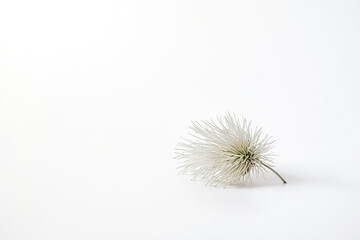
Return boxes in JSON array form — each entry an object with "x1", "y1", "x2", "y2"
[{"x1": 175, "y1": 113, "x2": 286, "y2": 186}]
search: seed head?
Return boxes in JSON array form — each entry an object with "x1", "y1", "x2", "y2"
[{"x1": 175, "y1": 113, "x2": 286, "y2": 186}]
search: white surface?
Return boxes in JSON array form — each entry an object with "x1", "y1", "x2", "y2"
[{"x1": 1, "y1": 0, "x2": 360, "y2": 239}]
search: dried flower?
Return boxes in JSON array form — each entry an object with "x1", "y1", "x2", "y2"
[{"x1": 175, "y1": 113, "x2": 286, "y2": 186}]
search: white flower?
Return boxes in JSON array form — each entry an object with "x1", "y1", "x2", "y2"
[{"x1": 175, "y1": 113, "x2": 286, "y2": 187}]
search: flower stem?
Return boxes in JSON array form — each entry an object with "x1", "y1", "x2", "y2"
[{"x1": 260, "y1": 162, "x2": 287, "y2": 184}]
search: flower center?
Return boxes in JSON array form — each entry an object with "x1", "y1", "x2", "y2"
[{"x1": 242, "y1": 150, "x2": 256, "y2": 174}]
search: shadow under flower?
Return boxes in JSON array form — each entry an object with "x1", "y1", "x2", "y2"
[{"x1": 229, "y1": 172, "x2": 303, "y2": 189}]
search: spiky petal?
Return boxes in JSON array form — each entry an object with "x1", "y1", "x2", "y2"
[{"x1": 175, "y1": 113, "x2": 279, "y2": 186}]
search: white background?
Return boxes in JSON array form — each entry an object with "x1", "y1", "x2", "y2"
[{"x1": 1, "y1": 0, "x2": 360, "y2": 239}]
